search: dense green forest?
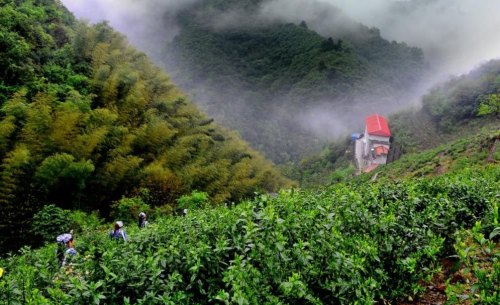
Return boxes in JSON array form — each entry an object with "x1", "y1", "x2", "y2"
[
  {"x1": 159, "y1": 0, "x2": 426, "y2": 163},
  {"x1": 0, "y1": 0, "x2": 292, "y2": 253}
]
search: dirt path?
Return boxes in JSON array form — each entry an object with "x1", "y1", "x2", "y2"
[
  {"x1": 397, "y1": 259, "x2": 457, "y2": 305},
  {"x1": 487, "y1": 138, "x2": 498, "y2": 162}
]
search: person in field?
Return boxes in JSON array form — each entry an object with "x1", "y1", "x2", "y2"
[
  {"x1": 110, "y1": 221, "x2": 127, "y2": 241},
  {"x1": 56, "y1": 231, "x2": 77, "y2": 267},
  {"x1": 138, "y1": 212, "x2": 148, "y2": 228}
]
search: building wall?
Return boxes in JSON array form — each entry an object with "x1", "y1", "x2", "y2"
[
  {"x1": 372, "y1": 154, "x2": 388, "y2": 165},
  {"x1": 368, "y1": 134, "x2": 390, "y2": 143},
  {"x1": 355, "y1": 138, "x2": 367, "y2": 170},
  {"x1": 355, "y1": 132, "x2": 391, "y2": 171}
]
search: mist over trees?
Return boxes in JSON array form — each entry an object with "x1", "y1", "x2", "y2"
[
  {"x1": 390, "y1": 59, "x2": 500, "y2": 151},
  {"x1": 153, "y1": 0, "x2": 426, "y2": 163},
  {"x1": 61, "y1": 0, "x2": 500, "y2": 165},
  {"x1": 0, "y1": 2, "x2": 499, "y2": 303},
  {"x1": 61, "y1": 0, "x2": 428, "y2": 164}
]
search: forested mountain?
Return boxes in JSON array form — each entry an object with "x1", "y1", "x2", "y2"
[
  {"x1": 158, "y1": 0, "x2": 427, "y2": 163},
  {"x1": 1, "y1": 2, "x2": 499, "y2": 302},
  {"x1": 0, "y1": 0, "x2": 292, "y2": 253}
]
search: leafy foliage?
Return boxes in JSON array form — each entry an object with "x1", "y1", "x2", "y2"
[
  {"x1": 177, "y1": 190, "x2": 209, "y2": 210},
  {"x1": 446, "y1": 221, "x2": 500, "y2": 304},
  {"x1": 478, "y1": 93, "x2": 500, "y2": 117},
  {"x1": 0, "y1": 167, "x2": 498, "y2": 304},
  {"x1": 375, "y1": 130, "x2": 499, "y2": 180},
  {"x1": 31, "y1": 204, "x2": 72, "y2": 245},
  {"x1": 31, "y1": 204, "x2": 104, "y2": 247},
  {"x1": 110, "y1": 196, "x2": 151, "y2": 225},
  {"x1": 390, "y1": 60, "x2": 500, "y2": 151}
]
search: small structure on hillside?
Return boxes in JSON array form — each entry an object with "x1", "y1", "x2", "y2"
[{"x1": 353, "y1": 114, "x2": 392, "y2": 172}]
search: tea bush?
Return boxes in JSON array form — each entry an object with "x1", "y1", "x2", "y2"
[
  {"x1": 177, "y1": 190, "x2": 210, "y2": 210},
  {"x1": 111, "y1": 196, "x2": 152, "y2": 224},
  {"x1": 31, "y1": 205, "x2": 72, "y2": 244},
  {"x1": 0, "y1": 167, "x2": 498, "y2": 304},
  {"x1": 446, "y1": 220, "x2": 500, "y2": 304},
  {"x1": 31, "y1": 205, "x2": 105, "y2": 246}
]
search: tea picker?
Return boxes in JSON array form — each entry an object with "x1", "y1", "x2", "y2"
[
  {"x1": 110, "y1": 221, "x2": 128, "y2": 241},
  {"x1": 56, "y1": 230, "x2": 77, "y2": 267}
]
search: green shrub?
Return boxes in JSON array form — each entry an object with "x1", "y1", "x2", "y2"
[
  {"x1": 31, "y1": 204, "x2": 72, "y2": 244},
  {"x1": 110, "y1": 196, "x2": 151, "y2": 224},
  {"x1": 67, "y1": 210, "x2": 103, "y2": 234},
  {"x1": 446, "y1": 221, "x2": 500, "y2": 304},
  {"x1": 329, "y1": 165, "x2": 355, "y2": 183},
  {"x1": 152, "y1": 204, "x2": 175, "y2": 218},
  {"x1": 177, "y1": 190, "x2": 209, "y2": 210}
]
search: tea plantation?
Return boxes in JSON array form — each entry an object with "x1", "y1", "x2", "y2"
[{"x1": 0, "y1": 166, "x2": 498, "y2": 304}]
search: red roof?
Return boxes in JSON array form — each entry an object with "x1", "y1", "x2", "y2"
[
  {"x1": 374, "y1": 146, "x2": 389, "y2": 156},
  {"x1": 366, "y1": 114, "x2": 391, "y2": 137}
]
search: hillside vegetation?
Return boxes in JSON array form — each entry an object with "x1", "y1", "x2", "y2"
[
  {"x1": 161, "y1": 0, "x2": 426, "y2": 163},
  {"x1": 292, "y1": 60, "x2": 500, "y2": 187},
  {"x1": 0, "y1": 166, "x2": 498, "y2": 304},
  {"x1": 0, "y1": 0, "x2": 292, "y2": 253},
  {"x1": 377, "y1": 130, "x2": 499, "y2": 180},
  {"x1": 0, "y1": 2, "x2": 498, "y2": 303},
  {"x1": 390, "y1": 59, "x2": 500, "y2": 151}
]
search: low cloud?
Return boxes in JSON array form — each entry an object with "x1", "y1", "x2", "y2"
[
  {"x1": 60, "y1": 0, "x2": 500, "y2": 151},
  {"x1": 261, "y1": 0, "x2": 500, "y2": 77},
  {"x1": 61, "y1": 0, "x2": 200, "y2": 55}
]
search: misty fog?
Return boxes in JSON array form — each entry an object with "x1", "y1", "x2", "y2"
[
  {"x1": 61, "y1": 0, "x2": 500, "y2": 157},
  {"x1": 314, "y1": 0, "x2": 500, "y2": 78},
  {"x1": 63, "y1": 0, "x2": 500, "y2": 79},
  {"x1": 60, "y1": 0, "x2": 201, "y2": 58}
]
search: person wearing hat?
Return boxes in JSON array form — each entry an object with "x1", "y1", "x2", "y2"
[
  {"x1": 56, "y1": 231, "x2": 77, "y2": 267},
  {"x1": 110, "y1": 221, "x2": 127, "y2": 241},
  {"x1": 138, "y1": 212, "x2": 148, "y2": 228}
]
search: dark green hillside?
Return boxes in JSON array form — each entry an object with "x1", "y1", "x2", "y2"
[
  {"x1": 0, "y1": 0, "x2": 292, "y2": 253},
  {"x1": 0, "y1": 0, "x2": 74, "y2": 102},
  {"x1": 161, "y1": 0, "x2": 426, "y2": 163},
  {"x1": 1, "y1": 166, "x2": 498, "y2": 304},
  {"x1": 390, "y1": 59, "x2": 500, "y2": 151}
]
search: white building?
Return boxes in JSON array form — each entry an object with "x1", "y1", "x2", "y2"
[{"x1": 354, "y1": 114, "x2": 391, "y2": 172}]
